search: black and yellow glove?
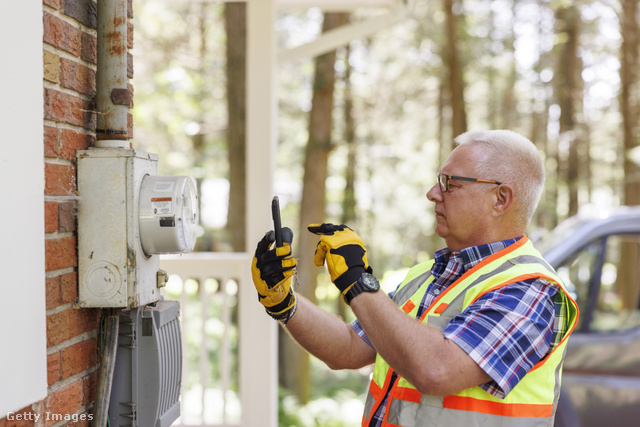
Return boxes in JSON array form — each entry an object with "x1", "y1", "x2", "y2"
[
  {"x1": 307, "y1": 223, "x2": 372, "y2": 303},
  {"x1": 251, "y1": 227, "x2": 297, "y2": 323}
]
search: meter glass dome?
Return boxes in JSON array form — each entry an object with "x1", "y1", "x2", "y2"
[{"x1": 138, "y1": 175, "x2": 199, "y2": 255}]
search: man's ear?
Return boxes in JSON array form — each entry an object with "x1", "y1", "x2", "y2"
[{"x1": 492, "y1": 184, "x2": 515, "y2": 217}]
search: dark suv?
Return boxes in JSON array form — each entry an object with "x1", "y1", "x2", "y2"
[{"x1": 534, "y1": 206, "x2": 640, "y2": 427}]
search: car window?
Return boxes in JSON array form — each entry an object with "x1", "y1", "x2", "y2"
[{"x1": 556, "y1": 234, "x2": 640, "y2": 333}]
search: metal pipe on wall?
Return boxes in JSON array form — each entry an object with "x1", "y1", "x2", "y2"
[
  {"x1": 94, "y1": 315, "x2": 120, "y2": 426},
  {"x1": 95, "y1": 0, "x2": 130, "y2": 148},
  {"x1": 92, "y1": 0, "x2": 128, "y2": 421}
]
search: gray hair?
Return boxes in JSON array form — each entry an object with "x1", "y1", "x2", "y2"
[{"x1": 454, "y1": 130, "x2": 545, "y2": 228}]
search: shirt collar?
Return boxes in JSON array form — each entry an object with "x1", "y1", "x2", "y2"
[{"x1": 432, "y1": 237, "x2": 522, "y2": 278}]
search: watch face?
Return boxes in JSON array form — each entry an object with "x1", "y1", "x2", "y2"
[{"x1": 362, "y1": 273, "x2": 380, "y2": 291}]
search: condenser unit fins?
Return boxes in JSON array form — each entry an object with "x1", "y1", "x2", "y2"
[{"x1": 109, "y1": 300, "x2": 182, "y2": 426}]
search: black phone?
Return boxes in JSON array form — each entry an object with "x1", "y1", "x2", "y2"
[{"x1": 271, "y1": 196, "x2": 283, "y2": 247}]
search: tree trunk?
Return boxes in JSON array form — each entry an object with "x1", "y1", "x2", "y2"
[
  {"x1": 443, "y1": 0, "x2": 467, "y2": 144},
  {"x1": 279, "y1": 12, "x2": 350, "y2": 404},
  {"x1": 224, "y1": 2, "x2": 247, "y2": 252},
  {"x1": 554, "y1": 5, "x2": 582, "y2": 218},
  {"x1": 500, "y1": 0, "x2": 518, "y2": 130},
  {"x1": 619, "y1": 0, "x2": 640, "y2": 310},
  {"x1": 621, "y1": 0, "x2": 640, "y2": 206}
]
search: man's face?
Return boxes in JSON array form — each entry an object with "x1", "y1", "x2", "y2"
[{"x1": 426, "y1": 144, "x2": 497, "y2": 251}]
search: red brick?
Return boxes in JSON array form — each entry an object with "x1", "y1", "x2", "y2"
[
  {"x1": 44, "y1": 126, "x2": 60, "y2": 158},
  {"x1": 47, "y1": 307, "x2": 101, "y2": 347},
  {"x1": 58, "y1": 200, "x2": 77, "y2": 232},
  {"x1": 43, "y1": 0, "x2": 62, "y2": 10},
  {"x1": 81, "y1": 32, "x2": 97, "y2": 64},
  {"x1": 64, "y1": 0, "x2": 97, "y2": 29},
  {"x1": 48, "y1": 352, "x2": 61, "y2": 386},
  {"x1": 46, "y1": 276, "x2": 61, "y2": 309},
  {"x1": 61, "y1": 338, "x2": 98, "y2": 380},
  {"x1": 45, "y1": 199, "x2": 78, "y2": 234},
  {"x1": 127, "y1": 21, "x2": 134, "y2": 49},
  {"x1": 44, "y1": 163, "x2": 76, "y2": 196},
  {"x1": 44, "y1": 380, "x2": 84, "y2": 426},
  {"x1": 128, "y1": 111, "x2": 133, "y2": 139},
  {"x1": 127, "y1": 51, "x2": 134, "y2": 79},
  {"x1": 43, "y1": 12, "x2": 82, "y2": 57},
  {"x1": 60, "y1": 271, "x2": 78, "y2": 304},
  {"x1": 45, "y1": 201, "x2": 59, "y2": 233},
  {"x1": 44, "y1": 88, "x2": 87, "y2": 128},
  {"x1": 60, "y1": 128, "x2": 92, "y2": 159},
  {"x1": 45, "y1": 236, "x2": 77, "y2": 271},
  {"x1": 82, "y1": 371, "x2": 99, "y2": 406},
  {"x1": 60, "y1": 58, "x2": 96, "y2": 97}
]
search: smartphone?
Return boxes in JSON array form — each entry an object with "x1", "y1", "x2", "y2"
[{"x1": 271, "y1": 196, "x2": 283, "y2": 247}]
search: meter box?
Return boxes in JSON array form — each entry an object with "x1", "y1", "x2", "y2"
[{"x1": 76, "y1": 148, "x2": 199, "y2": 308}]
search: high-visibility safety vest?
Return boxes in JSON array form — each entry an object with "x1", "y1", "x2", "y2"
[{"x1": 362, "y1": 237, "x2": 579, "y2": 427}]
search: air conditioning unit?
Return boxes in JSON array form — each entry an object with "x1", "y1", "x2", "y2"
[{"x1": 108, "y1": 300, "x2": 182, "y2": 426}]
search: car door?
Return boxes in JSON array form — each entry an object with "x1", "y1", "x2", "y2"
[{"x1": 554, "y1": 233, "x2": 640, "y2": 427}]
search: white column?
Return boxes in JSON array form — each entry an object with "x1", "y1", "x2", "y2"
[
  {"x1": 0, "y1": 1, "x2": 47, "y2": 416},
  {"x1": 240, "y1": 1, "x2": 279, "y2": 427}
]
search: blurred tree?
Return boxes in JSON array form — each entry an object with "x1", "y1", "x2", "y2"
[
  {"x1": 443, "y1": 0, "x2": 467, "y2": 143},
  {"x1": 530, "y1": 1, "x2": 555, "y2": 231},
  {"x1": 554, "y1": 3, "x2": 583, "y2": 218},
  {"x1": 619, "y1": 0, "x2": 639, "y2": 310},
  {"x1": 621, "y1": 0, "x2": 640, "y2": 206}
]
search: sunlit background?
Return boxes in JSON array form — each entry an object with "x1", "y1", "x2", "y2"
[{"x1": 130, "y1": 1, "x2": 638, "y2": 425}]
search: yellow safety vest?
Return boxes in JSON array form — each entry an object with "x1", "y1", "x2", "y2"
[{"x1": 362, "y1": 237, "x2": 579, "y2": 427}]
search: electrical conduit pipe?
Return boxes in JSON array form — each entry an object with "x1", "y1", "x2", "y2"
[
  {"x1": 95, "y1": 0, "x2": 130, "y2": 148},
  {"x1": 93, "y1": 0, "x2": 129, "y2": 422}
]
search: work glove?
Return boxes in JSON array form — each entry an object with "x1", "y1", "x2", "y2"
[
  {"x1": 307, "y1": 223, "x2": 372, "y2": 303},
  {"x1": 251, "y1": 227, "x2": 297, "y2": 323}
]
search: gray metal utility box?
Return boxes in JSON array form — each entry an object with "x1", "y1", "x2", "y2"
[{"x1": 109, "y1": 300, "x2": 182, "y2": 426}]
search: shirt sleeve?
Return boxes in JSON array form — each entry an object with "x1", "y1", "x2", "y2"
[{"x1": 442, "y1": 278, "x2": 558, "y2": 399}]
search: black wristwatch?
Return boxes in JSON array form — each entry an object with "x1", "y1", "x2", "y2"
[{"x1": 344, "y1": 272, "x2": 380, "y2": 305}]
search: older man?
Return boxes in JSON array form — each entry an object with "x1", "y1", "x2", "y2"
[{"x1": 251, "y1": 130, "x2": 579, "y2": 427}]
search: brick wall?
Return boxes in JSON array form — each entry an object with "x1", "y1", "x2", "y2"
[{"x1": 0, "y1": 0, "x2": 132, "y2": 425}]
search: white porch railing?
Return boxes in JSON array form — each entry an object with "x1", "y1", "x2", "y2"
[{"x1": 160, "y1": 252, "x2": 275, "y2": 427}]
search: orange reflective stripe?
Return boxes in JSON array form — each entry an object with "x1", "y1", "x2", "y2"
[
  {"x1": 443, "y1": 395, "x2": 553, "y2": 418},
  {"x1": 418, "y1": 236, "x2": 529, "y2": 322},
  {"x1": 365, "y1": 367, "x2": 395, "y2": 424},
  {"x1": 368, "y1": 369, "x2": 387, "y2": 399},
  {"x1": 394, "y1": 385, "x2": 422, "y2": 403},
  {"x1": 434, "y1": 302, "x2": 448, "y2": 314},
  {"x1": 470, "y1": 272, "x2": 559, "y2": 305},
  {"x1": 402, "y1": 300, "x2": 415, "y2": 314}
]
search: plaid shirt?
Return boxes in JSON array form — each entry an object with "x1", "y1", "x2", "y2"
[{"x1": 352, "y1": 238, "x2": 567, "y2": 427}]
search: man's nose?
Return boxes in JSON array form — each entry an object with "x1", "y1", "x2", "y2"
[{"x1": 426, "y1": 183, "x2": 442, "y2": 202}]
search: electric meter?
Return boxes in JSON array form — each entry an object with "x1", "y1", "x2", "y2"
[{"x1": 139, "y1": 175, "x2": 199, "y2": 255}]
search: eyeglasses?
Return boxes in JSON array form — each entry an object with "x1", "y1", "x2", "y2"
[{"x1": 437, "y1": 174, "x2": 502, "y2": 193}]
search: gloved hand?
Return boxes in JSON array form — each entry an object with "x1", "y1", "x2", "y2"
[
  {"x1": 251, "y1": 227, "x2": 297, "y2": 323},
  {"x1": 307, "y1": 223, "x2": 372, "y2": 303}
]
